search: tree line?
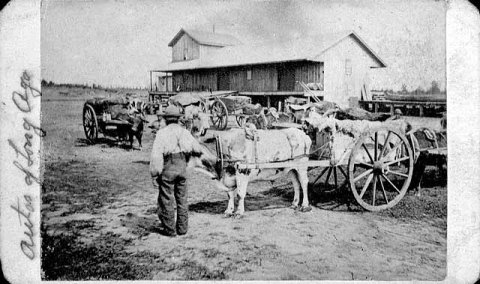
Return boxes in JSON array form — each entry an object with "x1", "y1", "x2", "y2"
[
  {"x1": 41, "y1": 80, "x2": 146, "y2": 90},
  {"x1": 374, "y1": 80, "x2": 445, "y2": 95}
]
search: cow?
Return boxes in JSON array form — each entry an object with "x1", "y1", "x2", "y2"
[
  {"x1": 112, "y1": 100, "x2": 148, "y2": 149},
  {"x1": 408, "y1": 124, "x2": 447, "y2": 196},
  {"x1": 265, "y1": 107, "x2": 294, "y2": 128},
  {"x1": 191, "y1": 127, "x2": 313, "y2": 216},
  {"x1": 245, "y1": 112, "x2": 268, "y2": 130},
  {"x1": 184, "y1": 104, "x2": 210, "y2": 136}
]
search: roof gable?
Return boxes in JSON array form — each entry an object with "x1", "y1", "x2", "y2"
[
  {"x1": 161, "y1": 30, "x2": 386, "y2": 71},
  {"x1": 168, "y1": 28, "x2": 242, "y2": 47},
  {"x1": 315, "y1": 30, "x2": 386, "y2": 68}
]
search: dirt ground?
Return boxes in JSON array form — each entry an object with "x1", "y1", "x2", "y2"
[{"x1": 41, "y1": 86, "x2": 447, "y2": 280}]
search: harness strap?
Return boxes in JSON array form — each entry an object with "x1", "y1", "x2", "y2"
[{"x1": 253, "y1": 132, "x2": 259, "y2": 166}]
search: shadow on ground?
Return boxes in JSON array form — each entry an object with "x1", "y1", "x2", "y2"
[
  {"x1": 75, "y1": 137, "x2": 133, "y2": 150},
  {"x1": 188, "y1": 181, "x2": 362, "y2": 214}
]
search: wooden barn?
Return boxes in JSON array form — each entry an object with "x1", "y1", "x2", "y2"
[{"x1": 151, "y1": 28, "x2": 386, "y2": 108}]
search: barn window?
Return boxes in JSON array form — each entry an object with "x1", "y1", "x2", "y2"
[
  {"x1": 247, "y1": 69, "x2": 252, "y2": 80},
  {"x1": 183, "y1": 48, "x2": 188, "y2": 60},
  {"x1": 345, "y1": 59, "x2": 352, "y2": 76}
]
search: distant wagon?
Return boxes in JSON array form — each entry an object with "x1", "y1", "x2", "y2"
[
  {"x1": 82, "y1": 97, "x2": 146, "y2": 147},
  {"x1": 166, "y1": 91, "x2": 253, "y2": 131}
]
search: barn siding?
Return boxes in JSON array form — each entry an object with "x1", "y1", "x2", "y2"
[
  {"x1": 173, "y1": 70, "x2": 218, "y2": 91},
  {"x1": 319, "y1": 35, "x2": 376, "y2": 107},
  {"x1": 225, "y1": 65, "x2": 278, "y2": 92},
  {"x1": 293, "y1": 62, "x2": 324, "y2": 91},
  {"x1": 172, "y1": 34, "x2": 200, "y2": 62},
  {"x1": 172, "y1": 62, "x2": 326, "y2": 92}
]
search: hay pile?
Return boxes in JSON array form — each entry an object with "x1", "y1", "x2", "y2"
[
  {"x1": 306, "y1": 116, "x2": 408, "y2": 138},
  {"x1": 305, "y1": 116, "x2": 409, "y2": 164}
]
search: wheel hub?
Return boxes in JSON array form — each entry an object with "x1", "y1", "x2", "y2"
[{"x1": 373, "y1": 161, "x2": 384, "y2": 174}]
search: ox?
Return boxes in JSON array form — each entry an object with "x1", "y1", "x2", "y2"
[
  {"x1": 112, "y1": 100, "x2": 148, "y2": 149},
  {"x1": 184, "y1": 104, "x2": 210, "y2": 136},
  {"x1": 193, "y1": 127, "x2": 312, "y2": 216},
  {"x1": 408, "y1": 120, "x2": 447, "y2": 196}
]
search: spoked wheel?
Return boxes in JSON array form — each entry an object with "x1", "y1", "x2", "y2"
[
  {"x1": 348, "y1": 126, "x2": 414, "y2": 211},
  {"x1": 236, "y1": 115, "x2": 246, "y2": 128},
  {"x1": 199, "y1": 100, "x2": 207, "y2": 113},
  {"x1": 83, "y1": 104, "x2": 98, "y2": 143},
  {"x1": 211, "y1": 99, "x2": 228, "y2": 130},
  {"x1": 310, "y1": 165, "x2": 348, "y2": 193},
  {"x1": 181, "y1": 119, "x2": 193, "y2": 133}
]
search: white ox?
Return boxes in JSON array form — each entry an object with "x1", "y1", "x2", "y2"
[{"x1": 194, "y1": 127, "x2": 312, "y2": 216}]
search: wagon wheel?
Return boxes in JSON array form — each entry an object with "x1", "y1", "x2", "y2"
[
  {"x1": 199, "y1": 100, "x2": 207, "y2": 113},
  {"x1": 198, "y1": 101, "x2": 208, "y2": 136},
  {"x1": 83, "y1": 104, "x2": 98, "y2": 143},
  {"x1": 236, "y1": 115, "x2": 246, "y2": 128},
  {"x1": 211, "y1": 99, "x2": 228, "y2": 130},
  {"x1": 348, "y1": 126, "x2": 414, "y2": 211},
  {"x1": 310, "y1": 165, "x2": 349, "y2": 193}
]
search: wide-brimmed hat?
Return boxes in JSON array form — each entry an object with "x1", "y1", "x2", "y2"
[{"x1": 158, "y1": 105, "x2": 183, "y2": 117}]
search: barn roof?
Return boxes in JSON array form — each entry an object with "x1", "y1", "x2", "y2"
[
  {"x1": 161, "y1": 30, "x2": 386, "y2": 72},
  {"x1": 168, "y1": 28, "x2": 242, "y2": 47}
]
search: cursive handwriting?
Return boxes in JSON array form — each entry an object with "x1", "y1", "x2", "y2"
[
  {"x1": 12, "y1": 71, "x2": 42, "y2": 113},
  {"x1": 8, "y1": 72, "x2": 45, "y2": 186},
  {"x1": 10, "y1": 195, "x2": 35, "y2": 260},
  {"x1": 8, "y1": 71, "x2": 44, "y2": 261}
]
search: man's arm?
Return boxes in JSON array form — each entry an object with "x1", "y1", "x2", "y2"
[
  {"x1": 150, "y1": 133, "x2": 164, "y2": 177},
  {"x1": 180, "y1": 128, "x2": 204, "y2": 155}
]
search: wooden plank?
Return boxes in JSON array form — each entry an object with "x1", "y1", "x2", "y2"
[
  {"x1": 236, "y1": 160, "x2": 331, "y2": 170},
  {"x1": 149, "y1": 71, "x2": 153, "y2": 91},
  {"x1": 239, "y1": 91, "x2": 304, "y2": 96},
  {"x1": 271, "y1": 122, "x2": 302, "y2": 129},
  {"x1": 361, "y1": 100, "x2": 446, "y2": 106}
]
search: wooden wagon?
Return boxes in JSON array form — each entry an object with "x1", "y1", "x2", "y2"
[
  {"x1": 82, "y1": 97, "x2": 143, "y2": 143},
  {"x1": 214, "y1": 112, "x2": 421, "y2": 212},
  {"x1": 168, "y1": 91, "x2": 253, "y2": 130}
]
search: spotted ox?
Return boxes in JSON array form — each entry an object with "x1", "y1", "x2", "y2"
[
  {"x1": 112, "y1": 101, "x2": 148, "y2": 149},
  {"x1": 193, "y1": 127, "x2": 312, "y2": 216}
]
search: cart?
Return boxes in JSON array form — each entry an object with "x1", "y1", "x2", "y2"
[
  {"x1": 168, "y1": 91, "x2": 252, "y2": 130},
  {"x1": 214, "y1": 113, "x2": 417, "y2": 212},
  {"x1": 82, "y1": 97, "x2": 143, "y2": 143}
]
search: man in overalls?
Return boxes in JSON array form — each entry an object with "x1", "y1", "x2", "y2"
[{"x1": 150, "y1": 105, "x2": 204, "y2": 237}]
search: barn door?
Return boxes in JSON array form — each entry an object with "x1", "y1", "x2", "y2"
[
  {"x1": 277, "y1": 64, "x2": 295, "y2": 91},
  {"x1": 217, "y1": 70, "x2": 230, "y2": 91}
]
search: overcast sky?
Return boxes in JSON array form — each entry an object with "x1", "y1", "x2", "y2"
[{"x1": 41, "y1": 0, "x2": 446, "y2": 91}]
